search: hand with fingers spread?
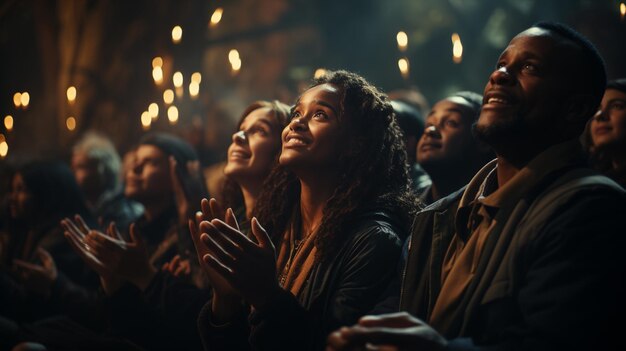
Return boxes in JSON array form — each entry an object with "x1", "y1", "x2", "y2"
[
  {"x1": 162, "y1": 254, "x2": 191, "y2": 278},
  {"x1": 201, "y1": 215, "x2": 279, "y2": 311},
  {"x1": 62, "y1": 215, "x2": 126, "y2": 293},
  {"x1": 12, "y1": 247, "x2": 58, "y2": 298},
  {"x1": 326, "y1": 312, "x2": 448, "y2": 351},
  {"x1": 81, "y1": 223, "x2": 157, "y2": 291}
]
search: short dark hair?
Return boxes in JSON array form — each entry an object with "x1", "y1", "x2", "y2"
[
  {"x1": 391, "y1": 100, "x2": 424, "y2": 138},
  {"x1": 533, "y1": 21, "x2": 606, "y2": 111},
  {"x1": 448, "y1": 91, "x2": 483, "y2": 122},
  {"x1": 607, "y1": 78, "x2": 626, "y2": 94}
]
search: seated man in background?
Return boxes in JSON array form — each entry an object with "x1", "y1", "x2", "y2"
[
  {"x1": 328, "y1": 22, "x2": 626, "y2": 351},
  {"x1": 416, "y1": 92, "x2": 493, "y2": 205}
]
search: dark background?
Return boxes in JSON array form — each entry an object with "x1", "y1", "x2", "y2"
[{"x1": 1, "y1": 0, "x2": 625, "y2": 164}]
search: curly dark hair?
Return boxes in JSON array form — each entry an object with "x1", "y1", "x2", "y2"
[
  {"x1": 221, "y1": 100, "x2": 292, "y2": 215},
  {"x1": 254, "y1": 70, "x2": 418, "y2": 261}
]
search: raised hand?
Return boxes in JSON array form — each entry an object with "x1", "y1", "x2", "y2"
[
  {"x1": 62, "y1": 216, "x2": 126, "y2": 293},
  {"x1": 188, "y1": 208, "x2": 236, "y2": 297},
  {"x1": 326, "y1": 312, "x2": 448, "y2": 351},
  {"x1": 13, "y1": 247, "x2": 58, "y2": 298},
  {"x1": 201, "y1": 216, "x2": 279, "y2": 311},
  {"x1": 162, "y1": 254, "x2": 191, "y2": 278},
  {"x1": 82, "y1": 223, "x2": 156, "y2": 291}
]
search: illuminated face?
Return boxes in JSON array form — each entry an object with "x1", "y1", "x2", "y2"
[
  {"x1": 591, "y1": 88, "x2": 626, "y2": 152},
  {"x1": 475, "y1": 28, "x2": 577, "y2": 149},
  {"x1": 417, "y1": 97, "x2": 476, "y2": 169},
  {"x1": 279, "y1": 84, "x2": 347, "y2": 171},
  {"x1": 224, "y1": 107, "x2": 282, "y2": 183},
  {"x1": 9, "y1": 173, "x2": 33, "y2": 220},
  {"x1": 124, "y1": 145, "x2": 172, "y2": 204},
  {"x1": 71, "y1": 152, "x2": 104, "y2": 200}
]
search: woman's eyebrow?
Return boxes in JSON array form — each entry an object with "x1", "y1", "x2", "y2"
[{"x1": 312, "y1": 100, "x2": 338, "y2": 115}]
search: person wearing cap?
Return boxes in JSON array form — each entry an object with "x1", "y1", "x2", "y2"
[
  {"x1": 587, "y1": 78, "x2": 626, "y2": 186},
  {"x1": 416, "y1": 92, "x2": 493, "y2": 205}
]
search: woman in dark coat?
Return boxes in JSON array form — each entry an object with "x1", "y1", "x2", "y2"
[{"x1": 194, "y1": 70, "x2": 417, "y2": 351}]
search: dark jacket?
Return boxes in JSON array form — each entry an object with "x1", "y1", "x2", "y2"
[
  {"x1": 197, "y1": 209, "x2": 406, "y2": 351},
  {"x1": 400, "y1": 159, "x2": 626, "y2": 351}
]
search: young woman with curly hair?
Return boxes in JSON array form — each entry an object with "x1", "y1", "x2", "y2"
[{"x1": 194, "y1": 70, "x2": 417, "y2": 351}]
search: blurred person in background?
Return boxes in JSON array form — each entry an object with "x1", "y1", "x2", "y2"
[{"x1": 71, "y1": 131, "x2": 142, "y2": 232}]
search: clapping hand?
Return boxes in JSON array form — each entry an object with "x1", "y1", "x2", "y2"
[
  {"x1": 162, "y1": 254, "x2": 191, "y2": 278},
  {"x1": 62, "y1": 215, "x2": 156, "y2": 292},
  {"x1": 198, "y1": 201, "x2": 279, "y2": 311},
  {"x1": 13, "y1": 247, "x2": 58, "y2": 298},
  {"x1": 326, "y1": 312, "x2": 448, "y2": 351}
]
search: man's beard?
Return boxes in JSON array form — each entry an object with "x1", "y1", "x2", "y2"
[{"x1": 472, "y1": 114, "x2": 529, "y2": 152}]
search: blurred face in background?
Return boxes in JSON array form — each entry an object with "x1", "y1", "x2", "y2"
[
  {"x1": 591, "y1": 88, "x2": 626, "y2": 152},
  {"x1": 124, "y1": 145, "x2": 172, "y2": 205},
  {"x1": 71, "y1": 152, "x2": 104, "y2": 202},
  {"x1": 224, "y1": 107, "x2": 282, "y2": 184},
  {"x1": 9, "y1": 173, "x2": 33, "y2": 220}
]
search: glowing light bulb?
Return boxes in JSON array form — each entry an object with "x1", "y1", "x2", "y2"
[
  {"x1": 173, "y1": 72, "x2": 183, "y2": 88},
  {"x1": 152, "y1": 57, "x2": 163, "y2": 68},
  {"x1": 20, "y1": 92, "x2": 30, "y2": 108},
  {"x1": 398, "y1": 58, "x2": 410, "y2": 79},
  {"x1": 67, "y1": 86, "x2": 77, "y2": 102},
  {"x1": 148, "y1": 103, "x2": 159, "y2": 119},
  {"x1": 452, "y1": 33, "x2": 463, "y2": 64},
  {"x1": 0, "y1": 140, "x2": 8, "y2": 158},
  {"x1": 191, "y1": 72, "x2": 202, "y2": 83},
  {"x1": 153, "y1": 67, "x2": 164, "y2": 84},
  {"x1": 66, "y1": 116, "x2": 76, "y2": 131},
  {"x1": 167, "y1": 106, "x2": 179, "y2": 124},
  {"x1": 210, "y1": 8, "x2": 223, "y2": 27},
  {"x1": 163, "y1": 89, "x2": 174, "y2": 104},
  {"x1": 189, "y1": 82, "x2": 199, "y2": 99},
  {"x1": 397, "y1": 31, "x2": 408, "y2": 51},
  {"x1": 141, "y1": 111, "x2": 151, "y2": 129},
  {"x1": 13, "y1": 93, "x2": 21, "y2": 108},
  {"x1": 4, "y1": 115, "x2": 13, "y2": 131},
  {"x1": 172, "y1": 26, "x2": 182, "y2": 44}
]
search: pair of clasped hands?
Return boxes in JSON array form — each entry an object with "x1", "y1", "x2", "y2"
[{"x1": 61, "y1": 196, "x2": 279, "y2": 312}]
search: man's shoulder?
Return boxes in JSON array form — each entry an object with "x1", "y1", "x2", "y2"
[{"x1": 532, "y1": 167, "x2": 625, "y2": 210}]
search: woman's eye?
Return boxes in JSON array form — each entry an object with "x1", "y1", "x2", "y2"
[
  {"x1": 290, "y1": 111, "x2": 301, "y2": 120},
  {"x1": 495, "y1": 62, "x2": 506, "y2": 69},
  {"x1": 248, "y1": 127, "x2": 268, "y2": 136},
  {"x1": 313, "y1": 111, "x2": 328, "y2": 120}
]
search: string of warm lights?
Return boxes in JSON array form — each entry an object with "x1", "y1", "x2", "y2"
[{"x1": 142, "y1": 6, "x2": 227, "y2": 130}]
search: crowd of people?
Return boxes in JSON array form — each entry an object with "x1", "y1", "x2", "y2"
[{"x1": 1, "y1": 21, "x2": 625, "y2": 351}]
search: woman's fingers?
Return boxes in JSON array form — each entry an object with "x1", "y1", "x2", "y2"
[
  {"x1": 200, "y1": 198, "x2": 211, "y2": 221},
  {"x1": 209, "y1": 219, "x2": 254, "y2": 251},
  {"x1": 74, "y1": 214, "x2": 91, "y2": 235},
  {"x1": 250, "y1": 217, "x2": 272, "y2": 250},
  {"x1": 200, "y1": 232, "x2": 237, "y2": 268},
  {"x1": 209, "y1": 198, "x2": 225, "y2": 221},
  {"x1": 61, "y1": 218, "x2": 86, "y2": 240},
  {"x1": 225, "y1": 208, "x2": 240, "y2": 231}
]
